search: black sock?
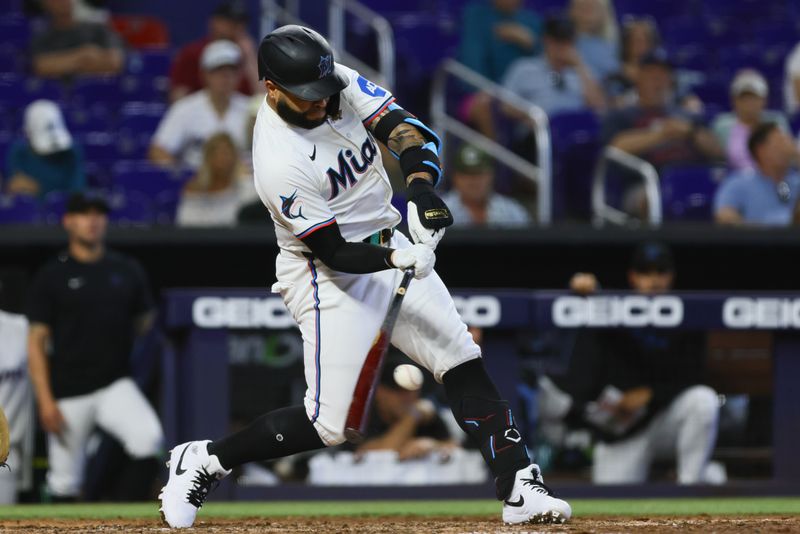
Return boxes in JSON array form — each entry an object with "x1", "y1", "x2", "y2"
[
  {"x1": 443, "y1": 358, "x2": 531, "y2": 500},
  {"x1": 207, "y1": 405, "x2": 326, "y2": 470}
]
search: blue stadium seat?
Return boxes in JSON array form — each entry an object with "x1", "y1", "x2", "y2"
[
  {"x1": 0, "y1": 75, "x2": 65, "y2": 108},
  {"x1": 117, "y1": 103, "x2": 166, "y2": 159},
  {"x1": 553, "y1": 137, "x2": 600, "y2": 220},
  {"x1": 107, "y1": 190, "x2": 155, "y2": 225},
  {"x1": 70, "y1": 77, "x2": 123, "y2": 112},
  {"x1": 549, "y1": 110, "x2": 600, "y2": 150},
  {"x1": 0, "y1": 16, "x2": 31, "y2": 46},
  {"x1": 660, "y1": 166, "x2": 723, "y2": 221},
  {"x1": 119, "y1": 74, "x2": 168, "y2": 103},
  {"x1": 112, "y1": 160, "x2": 189, "y2": 199},
  {"x1": 126, "y1": 49, "x2": 172, "y2": 77},
  {"x1": 154, "y1": 189, "x2": 181, "y2": 225},
  {"x1": 0, "y1": 194, "x2": 40, "y2": 224},
  {"x1": 76, "y1": 131, "x2": 120, "y2": 165},
  {"x1": 42, "y1": 190, "x2": 70, "y2": 225}
]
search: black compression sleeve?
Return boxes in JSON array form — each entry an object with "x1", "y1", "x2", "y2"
[{"x1": 302, "y1": 222, "x2": 395, "y2": 273}]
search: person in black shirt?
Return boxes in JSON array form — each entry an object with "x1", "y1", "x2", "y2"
[
  {"x1": 26, "y1": 193, "x2": 164, "y2": 500},
  {"x1": 543, "y1": 242, "x2": 721, "y2": 484}
]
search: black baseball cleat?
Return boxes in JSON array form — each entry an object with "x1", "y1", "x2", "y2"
[
  {"x1": 502, "y1": 464, "x2": 571, "y2": 524},
  {"x1": 158, "y1": 440, "x2": 231, "y2": 528}
]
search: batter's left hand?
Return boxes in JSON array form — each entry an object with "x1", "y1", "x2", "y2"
[{"x1": 406, "y1": 179, "x2": 453, "y2": 248}]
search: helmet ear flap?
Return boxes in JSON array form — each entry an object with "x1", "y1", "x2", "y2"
[{"x1": 326, "y1": 92, "x2": 342, "y2": 121}]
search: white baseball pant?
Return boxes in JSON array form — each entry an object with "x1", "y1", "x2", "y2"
[
  {"x1": 273, "y1": 231, "x2": 481, "y2": 446},
  {"x1": 592, "y1": 385, "x2": 720, "y2": 484},
  {"x1": 47, "y1": 377, "x2": 164, "y2": 497}
]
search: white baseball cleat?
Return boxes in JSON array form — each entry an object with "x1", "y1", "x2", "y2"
[
  {"x1": 158, "y1": 440, "x2": 231, "y2": 528},
  {"x1": 502, "y1": 464, "x2": 572, "y2": 525}
]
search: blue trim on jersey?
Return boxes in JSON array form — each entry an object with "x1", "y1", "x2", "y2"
[
  {"x1": 362, "y1": 95, "x2": 396, "y2": 126},
  {"x1": 490, "y1": 435, "x2": 496, "y2": 459},
  {"x1": 307, "y1": 259, "x2": 322, "y2": 424},
  {"x1": 295, "y1": 216, "x2": 336, "y2": 239}
]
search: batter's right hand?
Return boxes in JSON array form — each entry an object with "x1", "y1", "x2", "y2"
[
  {"x1": 390, "y1": 244, "x2": 435, "y2": 279},
  {"x1": 39, "y1": 399, "x2": 66, "y2": 435}
]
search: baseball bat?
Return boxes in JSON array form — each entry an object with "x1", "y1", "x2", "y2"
[{"x1": 344, "y1": 267, "x2": 415, "y2": 444}]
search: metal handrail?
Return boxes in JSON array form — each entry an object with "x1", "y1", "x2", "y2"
[
  {"x1": 328, "y1": 0, "x2": 395, "y2": 90},
  {"x1": 261, "y1": 0, "x2": 395, "y2": 90},
  {"x1": 430, "y1": 59, "x2": 552, "y2": 225},
  {"x1": 591, "y1": 146, "x2": 662, "y2": 226}
]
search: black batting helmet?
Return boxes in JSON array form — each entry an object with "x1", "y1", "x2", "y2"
[{"x1": 258, "y1": 25, "x2": 349, "y2": 101}]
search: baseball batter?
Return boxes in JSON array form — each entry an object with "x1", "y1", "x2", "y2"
[{"x1": 159, "y1": 25, "x2": 571, "y2": 528}]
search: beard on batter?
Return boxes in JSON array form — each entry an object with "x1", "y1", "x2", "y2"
[{"x1": 276, "y1": 99, "x2": 328, "y2": 129}]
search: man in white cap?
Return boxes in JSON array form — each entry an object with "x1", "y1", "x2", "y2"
[
  {"x1": 711, "y1": 69, "x2": 789, "y2": 171},
  {"x1": 4, "y1": 100, "x2": 85, "y2": 199},
  {"x1": 149, "y1": 40, "x2": 250, "y2": 170}
]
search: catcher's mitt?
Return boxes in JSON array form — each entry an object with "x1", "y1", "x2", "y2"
[{"x1": 0, "y1": 405, "x2": 9, "y2": 468}]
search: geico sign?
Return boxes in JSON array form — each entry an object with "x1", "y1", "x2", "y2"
[
  {"x1": 192, "y1": 297, "x2": 296, "y2": 329},
  {"x1": 452, "y1": 296, "x2": 501, "y2": 327},
  {"x1": 723, "y1": 298, "x2": 800, "y2": 329},
  {"x1": 552, "y1": 296, "x2": 683, "y2": 328}
]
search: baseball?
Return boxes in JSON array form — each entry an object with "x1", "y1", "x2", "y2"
[{"x1": 393, "y1": 364, "x2": 424, "y2": 391}]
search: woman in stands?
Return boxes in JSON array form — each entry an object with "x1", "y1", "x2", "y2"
[{"x1": 175, "y1": 132, "x2": 256, "y2": 227}]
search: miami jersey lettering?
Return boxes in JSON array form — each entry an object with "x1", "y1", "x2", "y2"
[{"x1": 253, "y1": 64, "x2": 401, "y2": 253}]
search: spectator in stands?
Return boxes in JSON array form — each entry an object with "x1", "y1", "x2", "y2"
[
  {"x1": 541, "y1": 242, "x2": 722, "y2": 485},
  {"x1": 783, "y1": 41, "x2": 800, "y2": 116},
  {"x1": 149, "y1": 40, "x2": 250, "y2": 170},
  {"x1": 457, "y1": 0, "x2": 543, "y2": 138},
  {"x1": 712, "y1": 70, "x2": 789, "y2": 172},
  {"x1": 169, "y1": 0, "x2": 259, "y2": 102},
  {"x1": 176, "y1": 133, "x2": 256, "y2": 227},
  {"x1": 604, "y1": 17, "x2": 660, "y2": 109},
  {"x1": 503, "y1": 16, "x2": 606, "y2": 117},
  {"x1": 569, "y1": 0, "x2": 619, "y2": 82},
  {"x1": 442, "y1": 144, "x2": 530, "y2": 227},
  {"x1": 714, "y1": 122, "x2": 800, "y2": 226},
  {"x1": 602, "y1": 48, "x2": 723, "y2": 172},
  {"x1": 26, "y1": 193, "x2": 164, "y2": 501},
  {"x1": 352, "y1": 353, "x2": 456, "y2": 461},
  {"x1": 30, "y1": 0, "x2": 125, "y2": 78},
  {"x1": 4, "y1": 100, "x2": 85, "y2": 199}
]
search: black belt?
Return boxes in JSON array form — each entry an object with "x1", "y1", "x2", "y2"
[{"x1": 362, "y1": 228, "x2": 394, "y2": 246}]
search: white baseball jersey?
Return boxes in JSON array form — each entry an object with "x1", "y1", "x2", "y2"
[
  {"x1": 0, "y1": 310, "x2": 33, "y2": 503},
  {"x1": 251, "y1": 64, "x2": 481, "y2": 447},
  {"x1": 253, "y1": 63, "x2": 402, "y2": 253},
  {"x1": 0, "y1": 310, "x2": 31, "y2": 447}
]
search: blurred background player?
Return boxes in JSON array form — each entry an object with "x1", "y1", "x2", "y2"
[
  {"x1": 539, "y1": 242, "x2": 722, "y2": 485},
  {"x1": 0, "y1": 270, "x2": 34, "y2": 504},
  {"x1": 25, "y1": 193, "x2": 164, "y2": 501}
]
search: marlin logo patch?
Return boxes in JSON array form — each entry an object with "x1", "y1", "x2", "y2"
[
  {"x1": 280, "y1": 190, "x2": 307, "y2": 220},
  {"x1": 318, "y1": 54, "x2": 333, "y2": 78}
]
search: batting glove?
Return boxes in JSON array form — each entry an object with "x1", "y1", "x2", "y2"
[
  {"x1": 390, "y1": 244, "x2": 436, "y2": 279},
  {"x1": 406, "y1": 179, "x2": 453, "y2": 249}
]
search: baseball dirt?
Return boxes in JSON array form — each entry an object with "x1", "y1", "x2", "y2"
[{"x1": 1, "y1": 515, "x2": 798, "y2": 533}]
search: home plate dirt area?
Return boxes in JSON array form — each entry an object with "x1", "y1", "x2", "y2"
[{"x1": 2, "y1": 515, "x2": 799, "y2": 533}]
